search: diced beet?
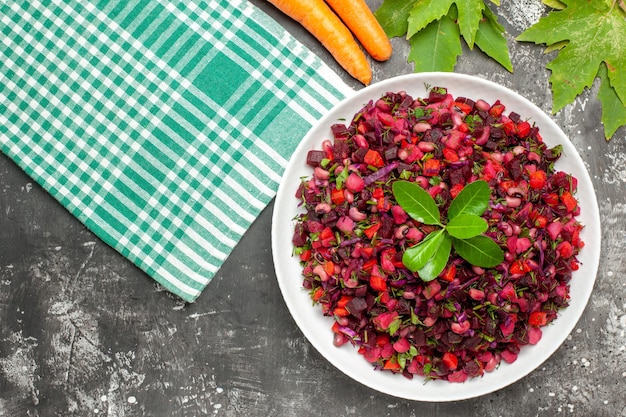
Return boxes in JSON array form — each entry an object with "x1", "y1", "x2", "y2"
[
  {"x1": 352, "y1": 147, "x2": 368, "y2": 163},
  {"x1": 448, "y1": 168, "x2": 466, "y2": 186},
  {"x1": 455, "y1": 96, "x2": 475, "y2": 109},
  {"x1": 428, "y1": 87, "x2": 448, "y2": 103},
  {"x1": 508, "y1": 159, "x2": 523, "y2": 180},
  {"x1": 331, "y1": 123, "x2": 350, "y2": 139},
  {"x1": 395, "y1": 162, "x2": 415, "y2": 173},
  {"x1": 383, "y1": 146, "x2": 398, "y2": 161},
  {"x1": 378, "y1": 216, "x2": 394, "y2": 239},
  {"x1": 321, "y1": 210, "x2": 338, "y2": 225},
  {"x1": 354, "y1": 285, "x2": 368, "y2": 298},
  {"x1": 490, "y1": 126, "x2": 504, "y2": 139},
  {"x1": 438, "y1": 112, "x2": 453, "y2": 127},
  {"x1": 292, "y1": 223, "x2": 308, "y2": 247},
  {"x1": 363, "y1": 131, "x2": 377, "y2": 145},
  {"x1": 333, "y1": 138, "x2": 351, "y2": 161},
  {"x1": 346, "y1": 297, "x2": 367, "y2": 314},
  {"x1": 528, "y1": 126, "x2": 540, "y2": 140},
  {"x1": 306, "y1": 150, "x2": 326, "y2": 167},
  {"x1": 444, "y1": 331, "x2": 463, "y2": 345},
  {"x1": 472, "y1": 125, "x2": 485, "y2": 139},
  {"x1": 423, "y1": 127, "x2": 443, "y2": 144},
  {"x1": 483, "y1": 139, "x2": 499, "y2": 151},
  {"x1": 508, "y1": 112, "x2": 520, "y2": 123},
  {"x1": 399, "y1": 95, "x2": 414, "y2": 111},
  {"x1": 477, "y1": 110, "x2": 490, "y2": 121},
  {"x1": 413, "y1": 329, "x2": 427, "y2": 347},
  {"x1": 295, "y1": 182, "x2": 304, "y2": 199},
  {"x1": 459, "y1": 335, "x2": 482, "y2": 351},
  {"x1": 463, "y1": 360, "x2": 483, "y2": 377}
]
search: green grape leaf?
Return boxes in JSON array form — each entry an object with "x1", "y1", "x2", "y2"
[
  {"x1": 474, "y1": 4, "x2": 513, "y2": 72},
  {"x1": 543, "y1": 40, "x2": 568, "y2": 54},
  {"x1": 407, "y1": 0, "x2": 484, "y2": 48},
  {"x1": 406, "y1": 0, "x2": 454, "y2": 39},
  {"x1": 375, "y1": 0, "x2": 416, "y2": 38},
  {"x1": 598, "y1": 62, "x2": 626, "y2": 140},
  {"x1": 417, "y1": 233, "x2": 452, "y2": 281},
  {"x1": 447, "y1": 180, "x2": 491, "y2": 219},
  {"x1": 392, "y1": 181, "x2": 441, "y2": 225},
  {"x1": 402, "y1": 229, "x2": 446, "y2": 271},
  {"x1": 452, "y1": 235, "x2": 504, "y2": 268},
  {"x1": 542, "y1": 0, "x2": 566, "y2": 9},
  {"x1": 408, "y1": 13, "x2": 461, "y2": 72},
  {"x1": 517, "y1": 0, "x2": 626, "y2": 138},
  {"x1": 375, "y1": 0, "x2": 511, "y2": 77},
  {"x1": 451, "y1": 0, "x2": 485, "y2": 48},
  {"x1": 446, "y1": 214, "x2": 488, "y2": 239}
]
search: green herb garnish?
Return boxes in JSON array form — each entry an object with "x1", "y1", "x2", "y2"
[{"x1": 393, "y1": 180, "x2": 504, "y2": 281}]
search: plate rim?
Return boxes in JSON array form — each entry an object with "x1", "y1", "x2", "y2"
[{"x1": 271, "y1": 72, "x2": 601, "y2": 402}]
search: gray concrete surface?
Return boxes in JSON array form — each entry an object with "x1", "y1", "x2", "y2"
[{"x1": 1, "y1": 0, "x2": 625, "y2": 416}]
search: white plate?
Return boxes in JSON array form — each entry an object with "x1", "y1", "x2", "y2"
[{"x1": 271, "y1": 73, "x2": 601, "y2": 402}]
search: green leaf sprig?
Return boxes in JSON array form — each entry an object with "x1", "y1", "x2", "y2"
[
  {"x1": 374, "y1": 0, "x2": 512, "y2": 73},
  {"x1": 393, "y1": 180, "x2": 504, "y2": 281},
  {"x1": 517, "y1": 0, "x2": 626, "y2": 140}
]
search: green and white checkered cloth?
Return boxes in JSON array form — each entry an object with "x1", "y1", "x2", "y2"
[{"x1": 0, "y1": 0, "x2": 352, "y2": 302}]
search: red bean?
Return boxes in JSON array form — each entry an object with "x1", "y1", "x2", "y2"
[
  {"x1": 505, "y1": 195, "x2": 522, "y2": 208},
  {"x1": 413, "y1": 122, "x2": 431, "y2": 133},
  {"x1": 314, "y1": 166, "x2": 330, "y2": 180},
  {"x1": 417, "y1": 141, "x2": 435, "y2": 152}
]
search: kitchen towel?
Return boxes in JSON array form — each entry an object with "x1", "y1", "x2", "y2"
[{"x1": 0, "y1": 0, "x2": 353, "y2": 302}]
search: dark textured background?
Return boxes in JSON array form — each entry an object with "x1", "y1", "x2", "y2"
[{"x1": 1, "y1": 1, "x2": 625, "y2": 416}]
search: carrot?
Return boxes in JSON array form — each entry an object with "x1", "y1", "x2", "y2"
[
  {"x1": 268, "y1": 0, "x2": 372, "y2": 85},
  {"x1": 324, "y1": 0, "x2": 393, "y2": 62}
]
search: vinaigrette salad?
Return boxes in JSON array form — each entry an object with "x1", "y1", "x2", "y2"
[{"x1": 292, "y1": 87, "x2": 584, "y2": 382}]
